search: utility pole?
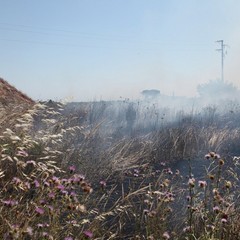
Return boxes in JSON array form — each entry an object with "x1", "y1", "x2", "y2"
[{"x1": 216, "y1": 40, "x2": 227, "y2": 82}]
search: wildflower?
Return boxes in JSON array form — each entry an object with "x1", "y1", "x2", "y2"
[
  {"x1": 133, "y1": 169, "x2": 139, "y2": 177},
  {"x1": 34, "y1": 180, "x2": 40, "y2": 188},
  {"x1": 70, "y1": 191, "x2": 77, "y2": 197},
  {"x1": 186, "y1": 195, "x2": 191, "y2": 202},
  {"x1": 56, "y1": 184, "x2": 65, "y2": 191},
  {"x1": 219, "y1": 159, "x2": 225, "y2": 165},
  {"x1": 17, "y1": 150, "x2": 28, "y2": 157},
  {"x1": 52, "y1": 176, "x2": 60, "y2": 184},
  {"x1": 71, "y1": 174, "x2": 85, "y2": 185},
  {"x1": 208, "y1": 174, "x2": 215, "y2": 181},
  {"x1": 65, "y1": 237, "x2": 73, "y2": 240},
  {"x1": 48, "y1": 192, "x2": 55, "y2": 200},
  {"x1": 42, "y1": 232, "x2": 49, "y2": 238},
  {"x1": 206, "y1": 225, "x2": 215, "y2": 231},
  {"x1": 183, "y1": 226, "x2": 191, "y2": 233},
  {"x1": 67, "y1": 204, "x2": 75, "y2": 211},
  {"x1": 12, "y1": 177, "x2": 21, "y2": 185},
  {"x1": 100, "y1": 180, "x2": 106, "y2": 189},
  {"x1": 82, "y1": 185, "x2": 93, "y2": 194},
  {"x1": 37, "y1": 223, "x2": 49, "y2": 228},
  {"x1": 24, "y1": 227, "x2": 33, "y2": 236},
  {"x1": 162, "y1": 231, "x2": 170, "y2": 239},
  {"x1": 213, "y1": 206, "x2": 220, "y2": 213},
  {"x1": 2, "y1": 199, "x2": 18, "y2": 207},
  {"x1": 205, "y1": 152, "x2": 220, "y2": 159},
  {"x1": 198, "y1": 180, "x2": 207, "y2": 188},
  {"x1": 37, "y1": 223, "x2": 44, "y2": 228},
  {"x1": 225, "y1": 181, "x2": 232, "y2": 189},
  {"x1": 166, "y1": 207, "x2": 173, "y2": 212},
  {"x1": 175, "y1": 169, "x2": 180, "y2": 175},
  {"x1": 24, "y1": 181, "x2": 31, "y2": 189},
  {"x1": 43, "y1": 181, "x2": 50, "y2": 187},
  {"x1": 143, "y1": 209, "x2": 149, "y2": 215},
  {"x1": 35, "y1": 207, "x2": 45, "y2": 215},
  {"x1": 221, "y1": 218, "x2": 227, "y2": 223},
  {"x1": 26, "y1": 160, "x2": 36, "y2": 165},
  {"x1": 39, "y1": 199, "x2": 46, "y2": 206},
  {"x1": 188, "y1": 178, "x2": 195, "y2": 188},
  {"x1": 47, "y1": 205, "x2": 54, "y2": 212},
  {"x1": 69, "y1": 165, "x2": 76, "y2": 173},
  {"x1": 148, "y1": 210, "x2": 157, "y2": 217},
  {"x1": 209, "y1": 151, "x2": 215, "y2": 158},
  {"x1": 83, "y1": 230, "x2": 93, "y2": 238},
  {"x1": 134, "y1": 169, "x2": 139, "y2": 174},
  {"x1": 61, "y1": 190, "x2": 68, "y2": 195},
  {"x1": 205, "y1": 153, "x2": 211, "y2": 159}
]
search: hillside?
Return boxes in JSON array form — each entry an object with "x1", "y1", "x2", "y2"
[{"x1": 0, "y1": 78, "x2": 35, "y2": 133}]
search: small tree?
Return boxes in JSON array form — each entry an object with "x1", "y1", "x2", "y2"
[{"x1": 197, "y1": 79, "x2": 239, "y2": 99}]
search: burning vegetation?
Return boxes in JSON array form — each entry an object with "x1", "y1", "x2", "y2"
[{"x1": 0, "y1": 78, "x2": 240, "y2": 239}]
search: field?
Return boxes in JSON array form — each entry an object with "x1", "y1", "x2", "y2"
[{"x1": 1, "y1": 84, "x2": 240, "y2": 239}]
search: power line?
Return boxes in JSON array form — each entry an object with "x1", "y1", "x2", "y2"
[{"x1": 216, "y1": 40, "x2": 228, "y2": 82}]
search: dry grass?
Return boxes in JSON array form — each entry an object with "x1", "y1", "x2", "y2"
[{"x1": 0, "y1": 80, "x2": 240, "y2": 239}]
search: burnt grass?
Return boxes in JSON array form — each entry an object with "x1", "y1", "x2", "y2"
[{"x1": 1, "y1": 98, "x2": 240, "y2": 239}]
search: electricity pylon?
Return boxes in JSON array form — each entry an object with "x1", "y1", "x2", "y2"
[{"x1": 216, "y1": 40, "x2": 228, "y2": 82}]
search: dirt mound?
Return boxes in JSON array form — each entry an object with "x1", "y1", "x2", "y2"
[
  {"x1": 0, "y1": 78, "x2": 34, "y2": 105},
  {"x1": 0, "y1": 78, "x2": 35, "y2": 133}
]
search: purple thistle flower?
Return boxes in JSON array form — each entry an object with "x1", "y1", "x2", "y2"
[
  {"x1": 48, "y1": 192, "x2": 55, "y2": 199},
  {"x1": 198, "y1": 180, "x2": 207, "y2": 188},
  {"x1": 35, "y1": 207, "x2": 44, "y2": 215},
  {"x1": 17, "y1": 150, "x2": 28, "y2": 157},
  {"x1": 43, "y1": 181, "x2": 50, "y2": 187},
  {"x1": 37, "y1": 223, "x2": 49, "y2": 228},
  {"x1": 100, "y1": 180, "x2": 106, "y2": 188},
  {"x1": 52, "y1": 176, "x2": 60, "y2": 184},
  {"x1": 34, "y1": 180, "x2": 40, "y2": 188},
  {"x1": 83, "y1": 230, "x2": 93, "y2": 238},
  {"x1": 61, "y1": 178, "x2": 68, "y2": 183},
  {"x1": 70, "y1": 191, "x2": 77, "y2": 197},
  {"x1": 163, "y1": 231, "x2": 170, "y2": 239},
  {"x1": 12, "y1": 177, "x2": 21, "y2": 185},
  {"x1": 64, "y1": 237, "x2": 73, "y2": 240},
  {"x1": 61, "y1": 190, "x2": 68, "y2": 195},
  {"x1": 69, "y1": 165, "x2": 76, "y2": 173},
  {"x1": 205, "y1": 153, "x2": 211, "y2": 159},
  {"x1": 24, "y1": 181, "x2": 31, "y2": 189},
  {"x1": 47, "y1": 205, "x2": 54, "y2": 212},
  {"x1": 213, "y1": 206, "x2": 220, "y2": 213},
  {"x1": 56, "y1": 184, "x2": 65, "y2": 191},
  {"x1": 26, "y1": 160, "x2": 36, "y2": 165},
  {"x1": 221, "y1": 218, "x2": 227, "y2": 223},
  {"x1": 2, "y1": 199, "x2": 18, "y2": 207},
  {"x1": 37, "y1": 223, "x2": 44, "y2": 228},
  {"x1": 39, "y1": 199, "x2": 46, "y2": 206},
  {"x1": 42, "y1": 232, "x2": 49, "y2": 237}
]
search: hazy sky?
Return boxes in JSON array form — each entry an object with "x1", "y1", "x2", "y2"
[{"x1": 0, "y1": 0, "x2": 240, "y2": 101}]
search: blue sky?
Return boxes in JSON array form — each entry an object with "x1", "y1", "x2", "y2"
[{"x1": 0, "y1": 0, "x2": 240, "y2": 101}]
